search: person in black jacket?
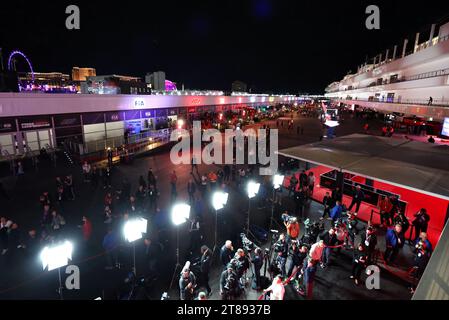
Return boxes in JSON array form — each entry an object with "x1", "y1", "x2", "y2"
[
  {"x1": 199, "y1": 245, "x2": 212, "y2": 296},
  {"x1": 220, "y1": 240, "x2": 234, "y2": 269},
  {"x1": 251, "y1": 248, "x2": 264, "y2": 290},
  {"x1": 331, "y1": 186, "x2": 342, "y2": 207},
  {"x1": 360, "y1": 226, "x2": 378, "y2": 264},
  {"x1": 322, "y1": 192, "x2": 332, "y2": 219},
  {"x1": 287, "y1": 242, "x2": 308, "y2": 279},
  {"x1": 320, "y1": 228, "x2": 338, "y2": 268},
  {"x1": 348, "y1": 185, "x2": 364, "y2": 213},
  {"x1": 350, "y1": 244, "x2": 368, "y2": 285},
  {"x1": 179, "y1": 266, "x2": 197, "y2": 300},
  {"x1": 411, "y1": 208, "x2": 430, "y2": 241},
  {"x1": 220, "y1": 264, "x2": 239, "y2": 300}
]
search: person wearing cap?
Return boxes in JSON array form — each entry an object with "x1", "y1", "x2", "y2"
[{"x1": 220, "y1": 264, "x2": 239, "y2": 300}]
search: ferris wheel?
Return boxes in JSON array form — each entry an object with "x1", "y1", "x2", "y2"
[{"x1": 7, "y1": 50, "x2": 35, "y2": 84}]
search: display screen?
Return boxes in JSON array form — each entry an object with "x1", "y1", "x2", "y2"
[{"x1": 441, "y1": 117, "x2": 449, "y2": 137}]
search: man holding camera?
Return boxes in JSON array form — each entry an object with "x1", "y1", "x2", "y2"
[
  {"x1": 287, "y1": 242, "x2": 308, "y2": 280},
  {"x1": 273, "y1": 233, "x2": 289, "y2": 278},
  {"x1": 220, "y1": 263, "x2": 239, "y2": 300},
  {"x1": 283, "y1": 214, "x2": 300, "y2": 243},
  {"x1": 235, "y1": 249, "x2": 250, "y2": 285},
  {"x1": 179, "y1": 265, "x2": 197, "y2": 301}
]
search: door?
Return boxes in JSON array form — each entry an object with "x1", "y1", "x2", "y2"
[{"x1": 0, "y1": 134, "x2": 15, "y2": 156}]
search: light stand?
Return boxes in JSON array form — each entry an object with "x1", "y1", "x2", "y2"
[
  {"x1": 269, "y1": 174, "x2": 285, "y2": 232},
  {"x1": 169, "y1": 203, "x2": 191, "y2": 290},
  {"x1": 211, "y1": 191, "x2": 229, "y2": 258},
  {"x1": 40, "y1": 240, "x2": 73, "y2": 300},
  {"x1": 246, "y1": 181, "x2": 260, "y2": 240},
  {"x1": 123, "y1": 217, "x2": 148, "y2": 277}
]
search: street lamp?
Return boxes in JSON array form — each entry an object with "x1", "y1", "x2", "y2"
[
  {"x1": 246, "y1": 181, "x2": 260, "y2": 238},
  {"x1": 123, "y1": 217, "x2": 148, "y2": 276},
  {"x1": 211, "y1": 191, "x2": 229, "y2": 257},
  {"x1": 169, "y1": 203, "x2": 191, "y2": 290},
  {"x1": 40, "y1": 240, "x2": 73, "y2": 300}
]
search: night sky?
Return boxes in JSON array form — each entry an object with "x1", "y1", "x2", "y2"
[{"x1": 1, "y1": 0, "x2": 449, "y2": 94}]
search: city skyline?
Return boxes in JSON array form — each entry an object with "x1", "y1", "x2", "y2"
[{"x1": 2, "y1": 1, "x2": 449, "y2": 93}]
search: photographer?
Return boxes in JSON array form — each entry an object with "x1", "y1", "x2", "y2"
[
  {"x1": 251, "y1": 248, "x2": 264, "y2": 290},
  {"x1": 220, "y1": 263, "x2": 239, "y2": 300},
  {"x1": 234, "y1": 248, "x2": 250, "y2": 284},
  {"x1": 179, "y1": 265, "x2": 197, "y2": 301},
  {"x1": 283, "y1": 214, "x2": 300, "y2": 242},
  {"x1": 272, "y1": 233, "x2": 288, "y2": 277},
  {"x1": 287, "y1": 242, "x2": 308, "y2": 280}
]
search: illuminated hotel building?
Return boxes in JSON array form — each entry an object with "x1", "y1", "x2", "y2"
[{"x1": 325, "y1": 21, "x2": 449, "y2": 121}]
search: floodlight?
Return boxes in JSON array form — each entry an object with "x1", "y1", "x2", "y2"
[
  {"x1": 324, "y1": 120, "x2": 340, "y2": 128},
  {"x1": 247, "y1": 181, "x2": 260, "y2": 199},
  {"x1": 212, "y1": 191, "x2": 229, "y2": 211},
  {"x1": 273, "y1": 174, "x2": 285, "y2": 190},
  {"x1": 123, "y1": 217, "x2": 148, "y2": 243},
  {"x1": 40, "y1": 240, "x2": 73, "y2": 271},
  {"x1": 171, "y1": 203, "x2": 191, "y2": 226}
]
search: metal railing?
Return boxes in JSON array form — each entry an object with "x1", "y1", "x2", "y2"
[
  {"x1": 83, "y1": 129, "x2": 172, "y2": 154},
  {"x1": 334, "y1": 96, "x2": 449, "y2": 107}
]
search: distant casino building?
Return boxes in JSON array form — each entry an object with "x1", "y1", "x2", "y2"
[{"x1": 72, "y1": 67, "x2": 96, "y2": 81}]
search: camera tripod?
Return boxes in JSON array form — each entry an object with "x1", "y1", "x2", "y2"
[{"x1": 169, "y1": 228, "x2": 182, "y2": 291}]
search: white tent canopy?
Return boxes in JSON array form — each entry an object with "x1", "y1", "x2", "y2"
[{"x1": 277, "y1": 134, "x2": 449, "y2": 201}]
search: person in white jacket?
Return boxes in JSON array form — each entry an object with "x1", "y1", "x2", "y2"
[{"x1": 263, "y1": 276, "x2": 285, "y2": 300}]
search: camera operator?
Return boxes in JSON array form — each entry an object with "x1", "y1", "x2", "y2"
[
  {"x1": 287, "y1": 241, "x2": 308, "y2": 280},
  {"x1": 220, "y1": 263, "x2": 239, "y2": 300},
  {"x1": 199, "y1": 245, "x2": 212, "y2": 296},
  {"x1": 272, "y1": 233, "x2": 288, "y2": 277},
  {"x1": 251, "y1": 247, "x2": 264, "y2": 290},
  {"x1": 234, "y1": 248, "x2": 250, "y2": 284},
  {"x1": 220, "y1": 240, "x2": 234, "y2": 269},
  {"x1": 282, "y1": 213, "x2": 300, "y2": 243},
  {"x1": 179, "y1": 264, "x2": 197, "y2": 301}
]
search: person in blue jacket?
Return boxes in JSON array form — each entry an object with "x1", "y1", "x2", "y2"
[
  {"x1": 330, "y1": 200, "x2": 343, "y2": 223},
  {"x1": 384, "y1": 224, "x2": 405, "y2": 264}
]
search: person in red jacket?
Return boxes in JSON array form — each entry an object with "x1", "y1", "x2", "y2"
[{"x1": 82, "y1": 216, "x2": 93, "y2": 242}]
